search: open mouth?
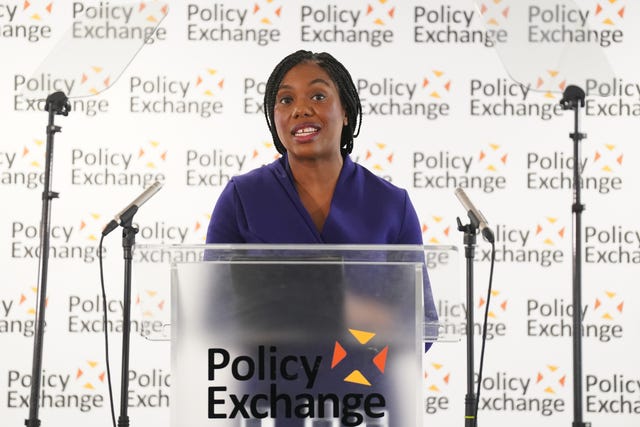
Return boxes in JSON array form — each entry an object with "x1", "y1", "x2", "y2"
[{"x1": 293, "y1": 125, "x2": 320, "y2": 137}]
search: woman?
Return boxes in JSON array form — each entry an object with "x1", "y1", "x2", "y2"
[
  {"x1": 206, "y1": 50, "x2": 424, "y2": 245},
  {"x1": 205, "y1": 50, "x2": 436, "y2": 426}
]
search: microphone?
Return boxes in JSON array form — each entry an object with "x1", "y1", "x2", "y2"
[
  {"x1": 102, "y1": 181, "x2": 163, "y2": 236},
  {"x1": 454, "y1": 188, "x2": 495, "y2": 243}
]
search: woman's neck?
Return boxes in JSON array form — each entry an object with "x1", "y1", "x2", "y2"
[{"x1": 288, "y1": 154, "x2": 344, "y2": 232}]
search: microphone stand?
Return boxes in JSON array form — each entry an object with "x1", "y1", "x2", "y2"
[
  {"x1": 559, "y1": 85, "x2": 590, "y2": 427},
  {"x1": 456, "y1": 215, "x2": 479, "y2": 427},
  {"x1": 26, "y1": 92, "x2": 70, "y2": 427},
  {"x1": 116, "y1": 206, "x2": 140, "y2": 427}
]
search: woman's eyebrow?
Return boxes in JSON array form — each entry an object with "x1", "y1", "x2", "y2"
[{"x1": 278, "y1": 78, "x2": 332, "y2": 91}]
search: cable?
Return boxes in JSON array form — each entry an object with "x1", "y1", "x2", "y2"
[
  {"x1": 99, "y1": 234, "x2": 117, "y2": 427},
  {"x1": 473, "y1": 241, "x2": 496, "y2": 426}
]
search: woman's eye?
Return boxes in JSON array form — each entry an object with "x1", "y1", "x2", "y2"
[
  {"x1": 278, "y1": 96, "x2": 292, "y2": 104},
  {"x1": 312, "y1": 93, "x2": 326, "y2": 101}
]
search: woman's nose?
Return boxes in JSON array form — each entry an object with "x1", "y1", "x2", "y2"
[{"x1": 292, "y1": 100, "x2": 312, "y2": 118}]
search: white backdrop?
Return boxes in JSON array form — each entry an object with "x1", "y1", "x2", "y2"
[{"x1": 1, "y1": 0, "x2": 639, "y2": 426}]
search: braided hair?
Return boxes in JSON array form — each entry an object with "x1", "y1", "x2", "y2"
[{"x1": 263, "y1": 50, "x2": 363, "y2": 156}]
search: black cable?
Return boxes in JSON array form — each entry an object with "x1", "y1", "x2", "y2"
[
  {"x1": 99, "y1": 234, "x2": 117, "y2": 427},
  {"x1": 473, "y1": 241, "x2": 496, "y2": 426}
]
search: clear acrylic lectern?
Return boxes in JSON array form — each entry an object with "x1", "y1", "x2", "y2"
[{"x1": 132, "y1": 244, "x2": 461, "y2": 427}]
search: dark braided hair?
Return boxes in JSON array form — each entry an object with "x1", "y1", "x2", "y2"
[{"x1": 264, "y1": 50, "x2": 363, "y2": 156}]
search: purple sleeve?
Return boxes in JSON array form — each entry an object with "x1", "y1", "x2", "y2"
[
  {"x1": 396, "y1": 189, "x2": 423, "y2": 244},
  {"x1": 397, "y1": 190, "x2": 438, "y2": 352}
]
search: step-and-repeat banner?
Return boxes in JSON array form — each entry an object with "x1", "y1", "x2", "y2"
[{"x1": 1, "y1": 0, "x2": 639, "y2": 426}]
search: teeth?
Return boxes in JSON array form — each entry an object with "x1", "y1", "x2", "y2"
[{"x1": 295, "y1": 127, "x2": 317, "y2": 136}]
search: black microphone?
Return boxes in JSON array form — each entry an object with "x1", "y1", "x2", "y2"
[
  {"x1": 102, "y1": 181, "x2": 163, "y2": 236},
  {"x1": 454, "y1": 188, "x2": 495, "y2": 243}
]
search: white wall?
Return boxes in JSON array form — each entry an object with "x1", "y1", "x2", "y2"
[{"x1": 1, "y1": 1, "x2": 638, "y2": 426}]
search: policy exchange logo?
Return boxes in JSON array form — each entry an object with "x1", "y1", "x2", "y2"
[
  {"x1": 536, "y1": 364, "x2": 567, "y2": 395},
  {"x1": 331, "y1": 328, "x2": 388, "y2": 387},
  {"x1": 424, "y1": 362, "x2": 450, "y2": 393},
  {"x1": 478, "y1": 143, "x2": 508, "y2": 172},
  {"x1": 136, "y1": 287, "x2": 167, "y2": 320},
  {"x1": 75, "y1": 360, "x2": 106, "y2": 391},
  {"x1": 353, "y1": 140, "x2": 394, "y2": 175},
  {"x1": 479, "y1": 290, "x2": 508, "y2": 320},
  {"x1": 207, "y1": 329, "x2": 393, "y2": 425},
  {"x1": 477, "y1": 0, "x2": 510, "y2": 27},
  {"x1": 593, "y1": 144, "x2": 623, "y2": 173},
  {"x1": 366, "y1": 0, "x2": 396, "y2": 26},
  {"x1": 79, "y1": 65, "x2": 112, "y2": 96},
  {"x1": 195, "y1": 68, "x2": 225, "y2": 98},
  {"x1": 23, "y1": 0, "x2": 54, "y2": 21},
  {"x1": 534, "y1": 69, "x2": 566, "y2": 99},
  {"x1": 535, "y1": 217, "x2": 566, "y2": 247},
  {"x1": 138, "y1": 140, "x2": 168, "y2": 170},
  {"x1": 246, "y1": 141, "x2": 280, "y2": 169},
  {"x1": 594, "y1": 1, "x2": 625, "y2": 26},
  {"x1": 252, "y1": 0, "x2": 282, "y2": 25},
  {"x1": 421, "y1": 215, "x2": 451, "y2": 245},
  {"x1": 593, "y1": 290, "x2": 624, "y2": 321},
  {"x1": 19, "y1": 285, "x2": 46, "y2": 316},
  {"x1": 422, "y1": 70, "x2": 452, "y2": 100}
]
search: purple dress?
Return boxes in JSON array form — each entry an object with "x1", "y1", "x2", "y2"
[{"x1": 207, "y1": 154, "x2": 422, "y2": 245}]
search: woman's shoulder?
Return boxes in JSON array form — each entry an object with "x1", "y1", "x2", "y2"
[{"x1": 231, "y1": 156, "x2": 286, "y2": 189}]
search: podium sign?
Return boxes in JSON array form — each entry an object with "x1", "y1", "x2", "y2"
[{"x1": 132, "y1": 244, "x2": 461, "y2": 427}]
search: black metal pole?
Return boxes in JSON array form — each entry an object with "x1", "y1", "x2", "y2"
[
  {"x1": 26, "y1": 92, "x2": 69, "y2": 427},
  {"x1": 101, "y1": 184, "x2": 160, "y2": 427},
  {"x1": 458, "y1": 218, "x2": 478, "y2": 427},
  {"x1": 560, "y1": 85, "x2": 590, "y2": 427},
  {"x1": 118, "y1": 220, "x2": 138, "y2": 427}
]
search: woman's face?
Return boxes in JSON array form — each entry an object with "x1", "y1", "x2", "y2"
[{"x1": 273, "y1": 61, "x2": 346, "y2": 162}]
